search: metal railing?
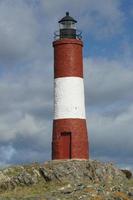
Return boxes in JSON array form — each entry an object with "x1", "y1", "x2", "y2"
[{"x1": 54, "y1": 30, "x2": 82, "y2": 40}]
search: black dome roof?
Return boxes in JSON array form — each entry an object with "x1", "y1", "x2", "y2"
[{"x1": 58, "y1": 12, "x2": 77, "y2": 23}]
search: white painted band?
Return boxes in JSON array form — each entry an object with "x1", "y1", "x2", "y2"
[{"x1": 54, "y1": 77, "x2": 86, "y2": 119}]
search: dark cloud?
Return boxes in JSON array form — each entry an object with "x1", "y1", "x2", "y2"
[
  {"x1": 10, "y1": 126, "x2": 51, "y2": 164},
  {"x1": 0, "y1": 145, "x2": 15, "y2": 166},
  {"x1": 88, "y1": 104, "x2": 133, "y2": 170}
]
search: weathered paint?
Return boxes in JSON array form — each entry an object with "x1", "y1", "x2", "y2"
[{"x1": 54, "y1": 77, "x2": 86, "y2": 119}]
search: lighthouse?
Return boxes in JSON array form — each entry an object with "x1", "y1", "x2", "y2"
[{"x1": 52, "y1": 12, "x2": 89, "y2": 160}]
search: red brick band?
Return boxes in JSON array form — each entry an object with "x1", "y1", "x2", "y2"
[
  {"x1": 52, "y1": 118, "x2": 89, "y2": 159},
  {"x1": 53, "y1": 39, "x2": 83, "y2": 78}
]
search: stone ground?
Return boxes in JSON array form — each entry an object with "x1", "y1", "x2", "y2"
[{"x1": 0, "y1": 160, "x2": 132, "y2": 200}]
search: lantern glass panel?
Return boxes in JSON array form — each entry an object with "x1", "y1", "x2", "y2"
[{"x1": 59, "y1": 21, "x2": 76, "y2": 29}]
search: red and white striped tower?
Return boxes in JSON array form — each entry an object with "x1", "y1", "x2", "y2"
[{"x1": 52, "y1": 12, "x2": 89, "y2": 159}]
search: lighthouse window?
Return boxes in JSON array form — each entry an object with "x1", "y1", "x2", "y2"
[{"x1": 59, "y1": 21, "x2": 76, "y2": 30}]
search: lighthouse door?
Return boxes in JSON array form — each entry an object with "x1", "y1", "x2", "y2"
[{"x1": 61, "y1": 132, "x2": 71, "y2": 159}]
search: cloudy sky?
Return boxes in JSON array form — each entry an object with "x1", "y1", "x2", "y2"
[{"x1": 0, "y1": 0, "x2": 133, "y2": 170}]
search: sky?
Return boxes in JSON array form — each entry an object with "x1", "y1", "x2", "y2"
[{"x1": 0, "y1": 0, "x2": 133, "y2": 170}]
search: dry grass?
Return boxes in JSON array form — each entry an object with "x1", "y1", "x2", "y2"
[{"x1": 0, "y1": 180, "x2": 63, "y2": 198}]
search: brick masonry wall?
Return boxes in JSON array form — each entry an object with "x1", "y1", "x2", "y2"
[
  {"x1": 52, "y1": 119, "x2": 89, "y2": 159},
  {"x1": 53, "y1": 39, "x2": 83, "y2": 78}
]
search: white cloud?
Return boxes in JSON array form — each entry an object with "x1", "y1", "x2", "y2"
[
  {"x1": 41, "y1": 0, "x2": 124, "y2": 38},
  {"x1": 0, "y1": 0, "x2": 40, "y2": 64},
  {"x1": 0, "y1": 0, "x2": 125, "y2": 67},
  {"x1": 0, "y1": 62, "x2": 52, "y2": 143},
  {"x1": 84, "y1": 57, "x2": 133, "y2": 107},
  {"x1": 84, "y1": 55, "x2": 133, "y2": 168},
  {"x1": 88, "y1": 103, "x2": 133, "y2": 168},
  {"x1": 0, "y1": 0, "x2": 132, "y2": 169}
]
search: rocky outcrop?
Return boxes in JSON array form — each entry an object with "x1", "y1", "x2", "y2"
[
  {"x1": 121, "y1": 169, "x2": 133, "y2": 179},
  {"x1": 0, "y1": 160, "x2": 132, "y2": 199},
  {"x1": 0, "y1": 165, "x2": 40, "y2": 192},
  {"x1": 40, "y1": 160, "x2": 128, "y2": 183}
]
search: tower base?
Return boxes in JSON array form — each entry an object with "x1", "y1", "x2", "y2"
[{"x1": 52, "y1": 119, "x2": 89, "y2": 160}]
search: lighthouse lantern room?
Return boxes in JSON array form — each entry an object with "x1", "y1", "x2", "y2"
[{"x1": 59, "y1": 12, "x2": 77, "y2": 39}]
